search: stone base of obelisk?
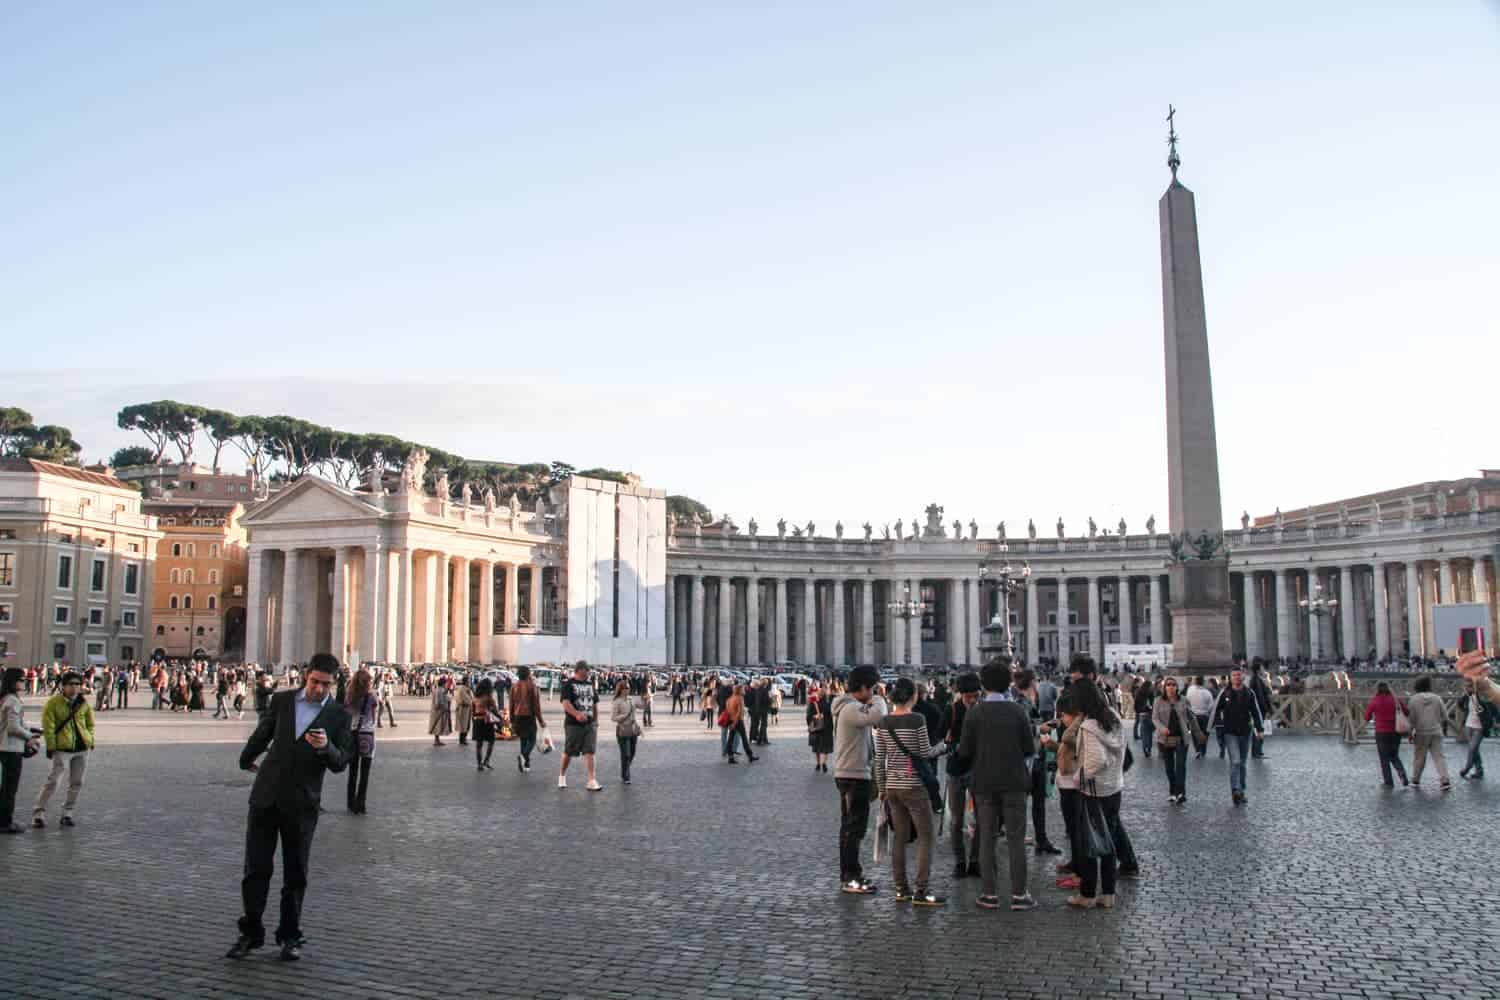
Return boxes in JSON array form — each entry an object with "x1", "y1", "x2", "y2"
[{"x1": 1166, "y1": 559, "x2": 1235, "y2": 671}]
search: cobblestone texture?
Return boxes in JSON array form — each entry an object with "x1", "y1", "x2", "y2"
[{"x1": 1, "y1": 702, "x2": 1497, "y2": 999}]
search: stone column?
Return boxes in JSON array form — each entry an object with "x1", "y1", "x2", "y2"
[
  {"x1": 663, "y1": 573, "x2": 675, "y2": 665},
  {"x1": 1338, "y1": 566, "x2": 1356, "y2": 663},
  {"x1": 279, "y1": 548, "x2": 301, "y2": 666},
  {"x1": 1148, "y1": 575, "x2": 1163, "y2": 647},
  {"x1": 360, "y1": 544, "x2": 383, "y2": 664},
  {"x1": 691, "y1": 576, "x2": 707, "y2": 665},
  {"x1": 432, "y1": 554, "x2": 449, "y2": 661},
  {"x1": 968, "y1": 577, "x2": 983, "y2": 665},
  {"x1": 1273, "y1": 569, "x2": 1291, "y2": 663},
  {"x1": 1405, "y1": 562, "x2": 1422, "y2": 657},
  {"x1": 745, "y1": 576, "x2": 760, "y2": 665},
  {"x1": 773, "y1": 578, "x2": 788, "y2": 664},
  {"x1": 1438, "y1": 558, "x2": 1452, "y2": 604},
  {"x1": 945, "y1": 579, "x2": 962, "y2": 665},
  {"x1": 1241, "y1": 572, "x2": 1260, "y2": 662},
  {"x1": 330, "y1": 546, "x2": 350, "y2": 664},
  {"x1": 820, "y1": 579, "x2": 838, "y2": 667},
  {"x1": 396, "y1": 548, "x2": 413, "y2": 664},
  {"x1": 529, "y1": 565, "x2": 543, "y2": 633},
  {"x1": 856, "y1": 580, "x2": 872, "y2": 664},
  {"x1": 245, "y1": 548, "x2": 268, "y2": 665},
  {"x1": 1086, "y1": 576, "x2": 1101, "y2": 657},
  {"x1": 717, "y1": 577, "x2": 733, "y2": 666},
  {"x1": 889, "y1": 583, "x2": 905, "y2": 665},
  {"x1": 907, "y1": 579, "x2": 922, "y2": 666},
  {"x1": 447, "y1": 556, "x2": 467, "y2": 661},
  {"x1": 476, "y1": 559, "x2": 493, "y2": 663},
  {"x1": 1025, "y1": 576, "x2": 1040, "y2": 665},
  {"x1": 1306, "y1": 570, "x2": 1323, "y2": 663},
  {"x1": 1372, "y1": 563, "x2": 1390, "y2": 662},
  {"x1": 1056, "y1": 578, "x2": 1071, "y2": 661},
  {"x1": 1118, "y1": 576, "x2": 1135, "y2": 647},
  {"x1": 802, "y1": 579, "x2": 816, "y2": 666}
]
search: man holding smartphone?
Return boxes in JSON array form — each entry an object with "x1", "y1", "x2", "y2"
[{"x1": 227, "y1": 653, "x2": 353, "y2": 963}]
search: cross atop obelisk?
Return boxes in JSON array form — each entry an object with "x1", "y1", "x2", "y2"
[{"x1": 1158, "y1": 106, "x2": 1233, "y2": 669}]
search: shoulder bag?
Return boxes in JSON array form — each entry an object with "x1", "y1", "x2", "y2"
[
  {"x1": 1393, "y1": 698, "x2": 1411, "y2": 735},
  {"x1": 887, "y1": 721, "x2": 942, "y2": 813},
  {"x1": 1078, "y1": 728, "x2": 1117, "y2": 859}
]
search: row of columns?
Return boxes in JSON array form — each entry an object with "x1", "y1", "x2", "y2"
[
  {"x1": 246, "y1": 545, "x2": 556, "y2": 666},
  {"x1": 1240, "y1": 556, "x2": 1495, "y2": 663}
]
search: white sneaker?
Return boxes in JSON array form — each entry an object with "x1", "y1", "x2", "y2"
[
  {"x1": 557, "y1": 775, "x2": 567, "y2": 789},
  {"x1": 586, "y1": 779, "x2": 603, "y2": 792}
]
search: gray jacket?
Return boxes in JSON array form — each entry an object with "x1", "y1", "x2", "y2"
[
  {"x1": 1, "y1": 693, "x2": 30, "y2": 754},
  {"x1": 1405, "y1": 692, "x2": 1447, "y2": 736},
  {"x1": 1151, "y1": 697, "x2": 1205, "y2": 745},
  {"x1": 831, "y1": 693, "x2": 888, "y2": 780},
  {"x1": 956, "y1": 698, "x2": 1035, "y2": 797}
]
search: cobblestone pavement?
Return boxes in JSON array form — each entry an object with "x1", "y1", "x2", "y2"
[{"x1": 2, "y1": 704, "x2": 1497, "y2": 999}]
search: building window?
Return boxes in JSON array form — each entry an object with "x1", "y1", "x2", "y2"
[
  {"x1": 54, "y1": 605, "x2": 70, "y2": 625},
  {"x1": 0, "y1": 552, "x2": 13, "y2": 587},
  {"x1": 53, "y1": 641, "x2": 66, "y2": 659},
  {"x1": 91, "y1": 559, "x2": 106, "y2": 591},
  {"x1": 207, "y1": 595, "x2": 217, "y2": 610},
  {"x1": 171, "y1": 543, "x2": 182, "y2": 557},
  {"x1": 169, "y1": 595, "x2": 179, "y2": 610},
  {"x1": 122, "y1": 610, "x2": 138, "y2": 628},
  {"x1": 170, "y1": 568, "x2": 180, "y2": 584},
  {"x1": 0, "y1": 603, "x2": 10, "y2": 623},
  {"x1": 88, "y1": 607, "x2": 104, "y2": 627},
  {"x1": 120, "y1": 644, "x2": 134, "y2": 660},
  {"x1": 183, "y1": 595, "x2": 192, "y2": 610},
  {"x1": 57, "y1": 554, "x2": 72, "y2": 589},
  {"x1": 124, "y1": 563, "x2": 139, "y2": 595},
  {"x1": 94, "y1": 537, "x2": 106, "y2": 548},
  {"x1": 208, "y1": 569, "x2": 218, "y2": 584},
  {"x1": 128, "y1": 542, "x2": 140, "y2": 553},
  {"x1": 196, "y1": 626, "x2": 206, "y2": 636},
  {"x1": 187, "y1": 543, "x2": 196, "y2": 557},
  {"x1": 184, "y1": 569, "x2": 195, "y2": 584},
  {"x1": 59, "y1": 533, "x2": 72, "y2": 543},
  {"x1": 86, "y1": 641, "x2": 104, "y2": 658},
  {"x1": 210, "y1": 543, "x2": 219, "y2": 558},
  {"x1": 155, "y1": 625, "x2": 165, "y2": 636},
  {"x1": 0, "y1": 529, "x2": 14, "y2": 539}
]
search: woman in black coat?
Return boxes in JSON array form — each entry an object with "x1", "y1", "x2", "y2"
[{"x1": 806, "y1": 686, "x2": 834, "y2": 771}]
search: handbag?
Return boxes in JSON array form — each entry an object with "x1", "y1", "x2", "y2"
[
  {"x1": 1078, "y1": 730, "x2": 1116, "y2": 859},
  {"x1": 716, "y1": 709, "x2": 730, "y2": 728},
  {"x1": 1393, "y1": 699, "x2": 1411, "y2": 735},
  {"x1": 808, "y1": 712, "x2": 826, "y2": 733},
  {"x1": 888, "y1": 724, "x2": 943, "y2": 814}
]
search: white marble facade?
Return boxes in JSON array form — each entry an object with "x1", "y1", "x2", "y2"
[{"x1": 241, "y1": 474, "x2": 667, "y2": 667}]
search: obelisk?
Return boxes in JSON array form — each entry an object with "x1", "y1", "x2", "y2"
[{"x1": 1159, "y1": 108, "x2": 1233, "y2": 669}]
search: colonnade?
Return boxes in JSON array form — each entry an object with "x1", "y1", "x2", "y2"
[{"x1": 245, "y1": 545, "x2": 560, "y2": 666}]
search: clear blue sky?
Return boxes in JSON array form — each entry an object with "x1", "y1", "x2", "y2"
[{"x1": 6, "y1": 2, "x2": 1498, "y2": 532}]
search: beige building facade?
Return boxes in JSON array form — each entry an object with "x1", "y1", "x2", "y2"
[
  {"x1": 0, "y1": 459, "x2": 161, "y2": 666},
  {"x1": 146, "y1": 503, "x2": 249, "y2": 659}
]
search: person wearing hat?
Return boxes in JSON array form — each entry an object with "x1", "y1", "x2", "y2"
[{"x1": 32, "y1": 671, "x2": 95, "y2": 829}]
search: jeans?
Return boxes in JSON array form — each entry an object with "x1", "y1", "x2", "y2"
[
  {"x1": 1193, "y1": 714, "x2": 1211, "y2": 756},
  {"x1": 378, "y1": 701, "x2": 395, "y2": 726},
  {"x1": 1078, "y1": 792, "x2": 1121, "y2": 899},
  {"x1": 0, "y1": 751, "x2": 21, "y2": 827},
  {"x1": 1028, "y1": 756, "x2": 1051, "y2": 846},
  {"x1": 1225, "y1": 731, "x2": 1252, "y2": 793},
  {"x1": 836, "y1": 777, "x2": 873, "y2": 882},
  {"x1": 115, "y1": 687, "x2": 128, "y2": 709},
  {"x1": 1374, "y1": 732, "x2": 1408, "y2": 785},
  {"x1": 1059, "y1": 787, "x2": 1081, "y2": 867},
  {"x1": 1463, "y1": 729, "x2": 1485, "y2": 776},
  {"x1": 346, "y1": 755, "x2": 373, "y2": 810},
  {"x1": 513, "y1": 716, "x2": 537, "y2": 765},
  {"x1": 617, "y1": 736, "x2": 637, "y2": 781},
  {"x1": 974, "y1": 791, "x2": 1028, "y2": 898},
  {"x1": 1412, "y1": 733, "x2": 1449, "y2": 783},
  {"x1": 886, "y1": 787, "x2": 934, "y2": 893},
  {"x1": 1135, "y1": 714, "x2": 1154, "y2": 756},
  {"x1": 34, "y1": 750, "x2": 88, "y2": 818},
  {"x1": 1161, "y1": 742, "x2": 1188, "y2": 798},
  {"x1": 945, "y1": 772, "x2": 978, "y2": 863}
]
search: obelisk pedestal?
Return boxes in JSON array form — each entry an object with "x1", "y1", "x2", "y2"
[{"x1": 1159, "y1": 135, "x2": 1234, "y2": 671}]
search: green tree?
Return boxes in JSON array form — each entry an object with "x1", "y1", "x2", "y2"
[
  {"x1": 199, "y1": 408, "x2": 239, "y2": 471},
  {"x1": 109, "y1": 445, "x2": 156, "y2": 468},
  {"x1": 227, "y1": 414, "x2": 273, "y2": 481},
  {"x1": 0, "y1": 407, "x2": 36, "y2": 456},
  {"x1": 577, "y1": 467, "x2": 629, "y2": 484},
  {"x1": 547, "y1": 461, "x2": 576, "y2": 486},
  {"x1": 117, "y1": 401, "x2": 201, "y2": 464},
  {"x1": 667, "y1": 495, "x2": 711, "y2": 524},
  {"x1": 19, "y1": 424, "x2": 83, "y2": 464}
]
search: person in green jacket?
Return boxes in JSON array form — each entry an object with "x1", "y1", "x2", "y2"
[{"x1": 33, "y1": 671, "x2": 95, "y2": 829}]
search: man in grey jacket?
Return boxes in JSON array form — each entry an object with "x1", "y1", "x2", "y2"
[
  {"x1": 956, "y1": 659, "x2": 1036, "y2": 911},
  {"x1": 832, "y1": 665, "x2": 888, "y2": 894}
]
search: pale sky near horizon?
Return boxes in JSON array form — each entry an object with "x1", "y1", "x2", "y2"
[{"x1": 6, "y1": 3, "x2": 1498, "y2": 533}]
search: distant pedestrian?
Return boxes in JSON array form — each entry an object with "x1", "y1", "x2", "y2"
[
  {"x1": 1, "y1": 668, "x2": 42, "y2": 834},
  {"x1": 345, "y1": 668, "x2": 377, "y2": 814},
  {"x1": 1152, "y1": 677, "x2": 1202, "y2": 804},
  {"x1": 1363, "y1": 681, "x2": 1410, "y2": 788},
  {"x1": 611, "y1": 681, "x2": 640, "y2": 784},
  {"x1": 429, "y1": 678, "x2": 452, "y2": 747},
  {"x1": 454, "y1": 680, "x2": 474, "y2": 747},
  {"x1": 558, "y1": 662, "x2": 602, "y2": 791},
  {"x1": 875, "y1": 678, "x2": 947, "y2": 907},
  {"x1": 1405, "y1": 674, "x2": 1451, "y2": 789},
  {"x1": 508, "y1": 666, "x2": 545, "y2": 774},
  {"x1": 956, "y1": 660, "x2": 1035, "y2": 911},
  {"x1": 1209, "y1": 668, "x2": 1266, "y2": 804},
  {"x1": 831, "y1": 666, "x2": 888, "y2": 895},
  {"x1": 33, "y1": 672, "x2": 95, "y2": 829},
  {"x1": 807, "y1": 686, "x2": 833, "y2": 772},
  {"x1": 471, "y1": 679, "x2": 500, "y2": 772},
  {"x1": 1459, "y1": 678, "x2": 1497, "y2": 781}
]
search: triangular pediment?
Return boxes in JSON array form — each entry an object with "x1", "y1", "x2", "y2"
[{"x1": 241, "y1": 476, "x2": 382, "y2": 524}]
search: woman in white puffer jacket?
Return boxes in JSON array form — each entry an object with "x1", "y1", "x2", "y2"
[{"x1": 1073, "y1": 680, "x2": 1125, "y2": 910}]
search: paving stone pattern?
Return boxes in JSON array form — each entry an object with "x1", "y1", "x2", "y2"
[{"x1": 1, "y1": 705, "x2": 1497, "y2": 999}]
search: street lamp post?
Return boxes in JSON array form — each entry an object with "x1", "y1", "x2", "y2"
[
  {"x1": 978, "y1": 556, "x2": 1031, "y2": 660},
  {"x1": 886, "y1": 583, "x2": 931, "y2": 667},
  {"x1": 1299, "y1": 577, "x2": 1339, "y2": 664}
]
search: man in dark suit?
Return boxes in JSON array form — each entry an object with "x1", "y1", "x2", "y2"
[{"x1": 226, "y1": 653, "x2": 353, "y2": 962}]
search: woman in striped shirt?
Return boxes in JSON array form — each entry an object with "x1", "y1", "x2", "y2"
[{"x1": 875, "y1": 678, "x2": 948, "y2": 906}]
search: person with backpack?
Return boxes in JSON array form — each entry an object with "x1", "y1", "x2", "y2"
[
  {"x1": 874, "y1": 678, "x2": 948, "y2": 906},
  {"x1": 32, "y1": 671, "x2": 95, "y2": 829}
]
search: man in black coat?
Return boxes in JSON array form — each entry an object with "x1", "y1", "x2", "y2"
[{"x1": 227, "y1": 653, "x2": 353, "y2": 962}]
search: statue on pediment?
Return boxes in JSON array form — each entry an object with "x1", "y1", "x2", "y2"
[
  {"x1": 1088, "y1": 516, "x2": 1097, "y2": 538},
  {"x1": 777, "y1": 517, "x2": 787, "y2": 538},
  {"x1": 1146, "y1": 513, "x2": 1156, "y2": 534},
  {"x1": 806, "y1": 521, "x2": 816, "y2": 538},
  {"x1": 434, "y1": 470, "x2": 450, "y2": 500},
  {"x1": 1056, "y1": 517, "x2": 1065, "y2": 539},
  {"x1": 508, "y1": 492, "x2": 521, "y2": 518},
  {"x1": 1027, "y1": 519, "x2": 1036, "y2": 540},
  {"x1": 693, "y1": 517, "x2": 703, "y2": 538},
  {"x1": 367, "y1": 458, "x2": 383, "y2": 496},
  {"x1": 1468, "y1": 485, "x2": 1480, "y2": 511},
  {"x1": 400, "y1": 448, "x2": 429, "y2": 494},
  {"x1": 483, "y1": 488, "x2": 496, "y2": 513},
  {"x1": 863, "y1": 521, "x2": 873, "y2": 540},
  {"x1": 1119, "y1": 516, "x2": 1128, "y2": 536},
  {"x1": 998, "y1": 520, "x2": 1006, "y2": 541},
  {"x1": 923, "y1": 504, "x2": 944, "y2": 537},
  {"x1": 1240, "y1": 510, "x2": 1249, "y2": 530},
  {"x1": 835, "y1": 521, "x2": 844, "y2": 539},
  {"x1": 1273, "y1": 508, "x2": 1283, "y2": 530},
  {"x1": 748, "y1": 518, "x2": 758, "y2": 537},
  {"x1": 1338, "y1": 502, "x2": 1348, "y2": 524},
  {"x1": 969, "y1": 519, "x2": 978, "y2": 540},
  {"x1": 894, "y1": 519, "x2": 904, "y2": 540},
  {"x1": 460, "y1": 481, "x2": 474, "y2": 507}
]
